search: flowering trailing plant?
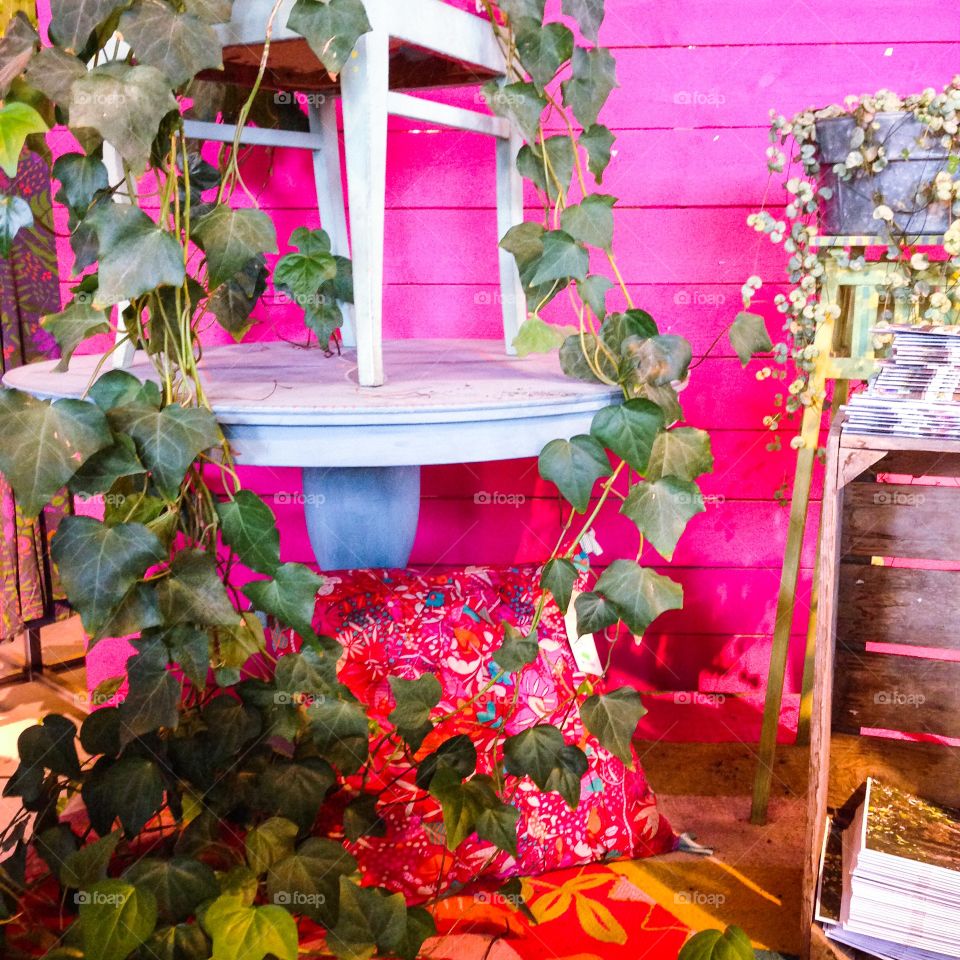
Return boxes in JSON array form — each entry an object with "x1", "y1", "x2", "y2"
[
  {"x1": 738, "y1": 77, "x2": 960, "y2": 448},
  {"x1": 0, "y1": 1, "x2": 715, "y2": 958}
]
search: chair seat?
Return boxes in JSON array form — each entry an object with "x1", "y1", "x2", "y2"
[
  {"x1": 209, "y1": 36, "x2": 500, "y2": 94},
  {"x1": 209, "y1": 0, "x2": 502, "y2": 94}
]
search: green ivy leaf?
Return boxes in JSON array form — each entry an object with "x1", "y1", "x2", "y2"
[
  {"x1": 580, "y1": 123, "x2": 615, "y2": 183},
  {"x1": 15, "y1": 714, "x2": 81, "y2": 781},
  {"x1": 117, "y1": 641, "x2": 180, "y2": 745},
  {"x1": 575, "y1": 590, "x2": 614, "y2": 635},
  {"x1": 304, "y1": 297, "x2": 344, "y2": 345},
  {"x1": 273, "y1": 245, "x2": 337, "y2": 301},
  {"x1": 590, "y1": 398, "x2": 664, "y2": 473},
  {"x1": 243, "y1": 562, "x2": 324, "y2": 639},
  {"x1": 729, "y1": 311, "x2": 773, "y2": 367},
  {"x1": 157, "y1": 549, "x2": 239, "y2": 627},
  {"x1": 41, "y1": 297, "x2": 111, "y2": 372},
  {"x1": 141, "y1": 923, "x2": 211, "y2": 960},
  {"x1": 256, "y1": 758, "x2": 336, "y2": 831},
  {"x1": 246, "y1": 818, "x2": 299, "y2": 876},
  {"x1": 50, "y1": 0, "x2": 127, "y2": 53},
  {"x1": 69, "y1": 435, "x2": 144, "y2": 499},
  {"x1": 194, "y1": 207, "x2": 278, "y2": 291},
  {"x1": 498, "y1": 0, "x2": 546, "y2": 19},
  {"x1": 0, "y1": 193, "x2": 32, "y2": 256},
  {"x1": 429, "y1": 768, "x2": 520, "y2": 855},
  {"x1": 24, "y1": 47, "x2": 87, "y2": 111},
  {"x1": 286, "y1": 0, "x2": 373, "y2": 75},
  {"x1": 622, "y1": 333, "x2": 692, "y2": 386},
  {"x1": 388, "y1": 674, "x2": 441, "y2": 751},
  {"x1": 84, "y1": 756, "x2": 166, "y2": 836},
  {"x1": 558, "y1": 331, "x2": 617, "y2": 384},
  {"x1": 647, "y1": 427, "x2": 714, "y2": 482},
  {"x1": 561, "y1": 46, "x2": 617, "y2": 128},
  {"x1": 538, "y1": 434, "x2": 611, "y2": 513},
  {"x1": 580, "y1": 688, "x2": 645, "y2": 764},
  {"x1": 305, "y1": 697, "x2": 369, "y2": 775},
  {"x1": 500, "y1": 218, "x2": 567, "y2": 309},
  {"x1": 0, "y1": 391, "x2": 111, "y2": 515},
  {"x1": 124, "y1": 858, "x2": 219, "y2": 924},
  {"x1": 342, "y1": 794, "x2": 385, "y2": 842},
  {"x1": 266, "y1": 838, "x2": 356, "y2": 925},
  {"x1": 0, "y1": 100, "x2": 47, "y2": 177},
  {"x1": 216, "y1": 490, "x2": 280, "y2": 575},
  {"x1": 482, "y1": 80, "x2": 546, "y2": 143},
  {"x1": 0, "y1": 13, "x2": 38, "y2": 100},
  {"x1": 108, "y1": 402, "x2": 219, "y2": 499},
  {"x1": 600, "y1": 308, "x2": 657, "y2": 351},
  {"x1": 395, "y1": 906, "x2": 437, "y2": 960},
  {"x1": 184, "y1": 0, "x2": 234, "y2": 23},
  {"x1": 577, "y1": 274, "x2": 613, "y2": 320},
  {"x1": 209, "y1": 254, "x2": 268, "y2": 341},
  {"x1": 503, "y1": 725, "x2": 586, "y2": 807},
  {"x1": 562, "y1": 0, "x2": 605, "y2": 42},
  {"x1": 621, "y1": 477, "x2": 705, "y2": 560},
  {"x1": 61, "y1": 830, "x2": 121, "y2": 890},
  {"x1": 275, "y1": 646, "x2": 337, "y2": 700},
  {"x1": 678, "y1": 925, "x2": 756, "y2": 960},
  {"x1": 70, "y1": 63, "x2": 178, "y2": 175},
  {"x1": 512, "y1": 316, "x2": 576, "y2": 357},
  {"x1": 53, "y1": 153, "x2": 110, "y2": 213},
  {"x1": 517, "y1": 135, "x2": 575, "y2": 201},
  {"x1": 593, "y1": 559, "x2": 683, "y2": 635},
  {"x1": 79, "y1": 707, "x2": 123, "y2": 757},
  {"x1": 119, "y1": 0, "x2": 223, "y2": 87},
  {"x1": 415, "y1": 735, "x2": 477, "y2": 791},
  {"x1": 202, "y1": 893, "x2": 298, "y2": 960},
  {"x1": 79, "y1": 879, "x2": 158, "y2": 960},
  {"x1": 492, "y1": 622, "x2": 538, "y2": 672},
  {"x1": 88, "y1": 369, "x2": 160, "y2": 411},
  {"x1": 87, "y1": 204, "x2": 185, "y2": 306},
  {"x1": 51, "y1": 517, "x2": 166, "y2": 636},
  {"x1": 529, "y1": 230, "x2": 589, "y2": 286},
  {"x1": 541, "y1": 557, "x2": 577, "y2": 613},
  {"x1": 560, "y1": 194, "x2": 616, "y2": 251},
  {"x1": 514, "y1": 19, "x2": 574, "y2": 90},
  {"x1": 328, "y1": 878, "x2": 406, "y2": 960}
]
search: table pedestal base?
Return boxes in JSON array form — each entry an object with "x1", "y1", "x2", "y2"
[{"x1": 303, "y1": 465, "x2": 420, "y2": 570}]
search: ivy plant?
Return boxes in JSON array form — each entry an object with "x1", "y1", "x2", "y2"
[
  {"x1": 0, "y1": 1, "x2": 713, "y2": 958},
  {"x1": 738, "y1": 78, "x2": 960, "y2": 450}
]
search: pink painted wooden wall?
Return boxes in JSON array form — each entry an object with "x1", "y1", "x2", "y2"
[{"x1": 35, "y1": 1, "x2": 960, "y2": 740}]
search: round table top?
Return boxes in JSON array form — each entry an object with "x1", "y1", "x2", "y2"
[{"x1": 2, "y1": 339, "x2": 621, "y2": 468}]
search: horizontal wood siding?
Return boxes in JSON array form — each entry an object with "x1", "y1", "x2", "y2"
[{"x1": 39, "y1": 0, "x2": 960, "y2": 737}]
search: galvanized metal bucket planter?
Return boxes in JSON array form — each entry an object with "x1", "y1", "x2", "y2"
[{"x1": 816, "y1": 112, "x2": 953, "y2": 236}]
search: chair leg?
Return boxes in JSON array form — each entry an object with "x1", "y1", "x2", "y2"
[
  {"x1": 340, "y1": 29, "x2": 389, "y2": 387},
  {"x1": 308, "y1": 99, "x2": 357, "y2": 347},
  {"x1": 24, "y1": 626, "x2": 43, "y2": 680},
  {"x1": 496, "y1": 125, "x2": 526, "y2": 354}
]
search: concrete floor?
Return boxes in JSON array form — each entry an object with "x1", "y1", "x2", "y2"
[{"x1": 0, "y1": 622, "x2": 808, "y2": 957}]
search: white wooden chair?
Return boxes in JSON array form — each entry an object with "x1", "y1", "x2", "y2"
[{"x1": 175, "y1": 0, "x2": 526, "y2": 387}]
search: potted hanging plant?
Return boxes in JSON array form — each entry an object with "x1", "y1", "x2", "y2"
[{"x1": 737, "y1": 78, "x2": 960, "y2": 438}]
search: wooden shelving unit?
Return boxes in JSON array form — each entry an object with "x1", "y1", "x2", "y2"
[{"x1": 803, "y1": 418, "x2": 960, "y2": 957}]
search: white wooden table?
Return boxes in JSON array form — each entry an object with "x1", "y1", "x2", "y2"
[{"x1": 3, "y1": 341, "x2": 619, "y2": 569}]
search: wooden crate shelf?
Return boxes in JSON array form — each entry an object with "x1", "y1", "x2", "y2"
[{"x1": 803, "y1": 420, "x2": 960, "y2": 958}]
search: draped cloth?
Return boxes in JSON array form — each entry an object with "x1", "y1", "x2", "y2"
[{"x1": 0, "y1": 150, "x2": 71, "y2": 643}]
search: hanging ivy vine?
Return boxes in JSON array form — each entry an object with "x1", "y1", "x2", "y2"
[{"x1": 0, "y1": 1, "x2": 720, "y2": 958}]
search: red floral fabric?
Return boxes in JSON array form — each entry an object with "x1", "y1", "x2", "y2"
[{"x1": 312, "y1": 565, "x2": 677, "y2": 900}]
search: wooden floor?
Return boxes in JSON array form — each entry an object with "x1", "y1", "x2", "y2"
[{"x1": 636, "y1": 739, "x2": 807, "y2": 958}]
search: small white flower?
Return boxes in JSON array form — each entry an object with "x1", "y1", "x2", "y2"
[
  {"x1": 873, "y1": 204, "x2": 895, "y2": 222},
  {"x1": 910, "y1": 253, "x2": 930, "y2": 271}
]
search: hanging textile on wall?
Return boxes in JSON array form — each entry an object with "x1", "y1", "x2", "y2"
[{"x1": 0, "y1": 137, "x2": 71, "y2": 642}]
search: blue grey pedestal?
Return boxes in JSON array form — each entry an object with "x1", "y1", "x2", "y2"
[
  {"x1": 303, "y1": 465, "x2": 420, "y2": 570},
  {"x1": 3, "y1": 339, "x2": 620, "y2": 571}
]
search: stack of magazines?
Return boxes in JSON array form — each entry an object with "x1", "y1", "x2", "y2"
[
  {"x1": 816, "y1": 778, "x2": 960, "y2": 959},
  {"x1": 846, "y1": 327, "x2": 960, "y2": 440}
]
